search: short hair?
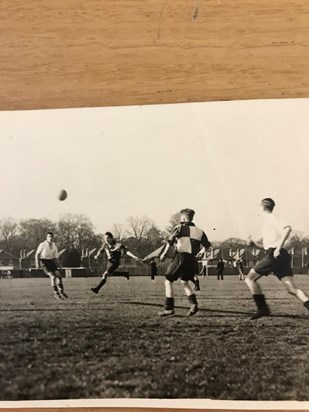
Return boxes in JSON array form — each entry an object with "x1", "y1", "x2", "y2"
[
  {"x1": 180, "y1": 208, "x2": 195, "y2": 221},
  {"x1": 261, "y1": 198, "x2": 275, "y2": 211},
  {"x1": 47, "y1": 231, "x2": 54, "y2": 237},
  {"x1": 104, "y1": 232, "x2": 114, "y2": 238}
]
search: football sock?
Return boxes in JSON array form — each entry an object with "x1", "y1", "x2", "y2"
[
  {"x1": 188, "y1": 294, "x2": 198, "y2": 306},
  {"x1": 96, "y1": 278, "x2": 106, "y2": 291},
  {"x1": 164, "y1": 297, "x2": 174, "y2": 311},
  {"x1": 253, "y1": 294, "x2": 269, "y2": 311}
]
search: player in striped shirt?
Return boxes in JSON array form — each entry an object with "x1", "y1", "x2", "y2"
[
  {"x1": 159, "y1": 208, "x2": 211, "y2": 316},
  {"x1": 35, "y1": 232, "x2": 68, "y2": 300}
]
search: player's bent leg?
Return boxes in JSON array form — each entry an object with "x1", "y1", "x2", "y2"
[
  {"x1": 91, "y1": 271, "x2": 109, "y2": 294},
  {"x1": 281, "y1": 276, "x2": 309, "y2": 310},
  {"x1": 47, "y1": 273, "x2": 62, "y2": 300},
  {"x1": 245, "y1": 269, "x2": 263, "y2": 294},
  {"x1": 158, "y1": 279, "x2": 175, "y2": 316},
  {"x1": 55, "y1": 270, "x2": 69, "y2": 298},
  {"x1": 165, "y1": 279, "x2": 174, "y2": 298},
  {"x1": 245, "y1": 269, "x2": 270, "y2": 319}
]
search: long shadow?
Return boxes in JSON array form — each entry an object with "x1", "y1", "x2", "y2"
[
  {"x1": 122, "y1": 301, "x2": 309, "y2": 320},
  {"x1": 1, "y1": 303, "x2": 307, "y2": 320},
  {"x1": 122, "y1": 301, "x2": 249, "y2": 316}
]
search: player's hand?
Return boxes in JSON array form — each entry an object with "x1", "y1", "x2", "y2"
[
  {"x1": 134, "y1": 257, "x2": 140, "y2": 262},
  {"x1": 273, "y1": 248, "x2": 281, "y2": 258},
  {"x1": 196, "y1": 252, "x2": 203, "y2": 259}
]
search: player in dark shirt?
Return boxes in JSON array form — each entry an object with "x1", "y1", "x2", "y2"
[
  {"x1": 91, "y1": 232, "x2": 139, "y2": 294},
  {"x1": 217, "y1": 260, "x2": 224, "y2": 280}
]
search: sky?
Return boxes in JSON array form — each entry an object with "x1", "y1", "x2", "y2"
[{"x1": 1, "y1": 98, "x2": 309, "y2": 242}]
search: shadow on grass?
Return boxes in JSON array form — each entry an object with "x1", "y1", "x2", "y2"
[
  {"x1": 1, "y1": 302, "x2": 307, "y2": 320},
  {"x1": 123, "y1": 301, "x2": 248, "y2": 316},
  {"x1": 123, "y1": 301, "x2": 309, "y2": 319}
]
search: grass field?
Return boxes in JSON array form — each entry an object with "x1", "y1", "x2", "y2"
[{"x1": 0, "y1": 275, "x2": 309, "y2": 401}]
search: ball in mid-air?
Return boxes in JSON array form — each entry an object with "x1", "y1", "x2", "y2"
[{"x1": 58, "y1": 189, "x2": 68, "y2": 201}]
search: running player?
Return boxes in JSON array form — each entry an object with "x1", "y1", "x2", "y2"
[
  {"x1": 35, "y1": 232, "x2": 68, "y2": 300},
  {"x1": 245, "y1": 198, "x2": 309, "y2": 319},
  {"x1": 159, "y1": 208, "x2": 211, "y2": 316},
  {"x1": 90, "y1": 232, "x2": 140, "y2": 294}
]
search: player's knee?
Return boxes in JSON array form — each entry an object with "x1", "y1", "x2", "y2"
[
  {"x1": 244, "y1": 277, "x2": 251, "y2": 286},
  {"x1": 245, "y1": 269, "x2": 258, "y2": 283},
  {"x1": 285, "y1": 286, "x2": 296, "y2": 296}
]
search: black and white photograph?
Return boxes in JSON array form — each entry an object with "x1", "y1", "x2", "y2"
[{"x1": 0, "y1": 98, "x2": 309, "y2": 404}]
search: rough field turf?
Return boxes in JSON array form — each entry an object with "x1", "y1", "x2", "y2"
[{"x1": 0, "y1": 275, "x2": 309, "y2": 401}]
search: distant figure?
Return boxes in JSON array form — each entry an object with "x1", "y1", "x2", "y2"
[
  {"x1": 236, "y1": 259, "x2": 245, "y2": 281},
  {"x1": 245, "y1": 197, "x2": 309, "y2": 319},
  {"x1": 35, "y1": 231, "x2": 68, "y2": 300},
  {"x1": 217, "y1": 259, "x2": 224, "y2": 280},
  {"x1": 150, "y1": 259, "x2": 157, "y2": 280}
]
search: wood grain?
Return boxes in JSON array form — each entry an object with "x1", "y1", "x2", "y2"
[{"x1": 1, "y1": 0, "x2": 309, "y2": 110}]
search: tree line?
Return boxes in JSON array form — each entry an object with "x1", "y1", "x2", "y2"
[
  {"x1": 0, "y1": 213, "x2": 176, "y2": 258},
  {"x1": 1, "y1": 213, "x2": 308, "y2": 258}
]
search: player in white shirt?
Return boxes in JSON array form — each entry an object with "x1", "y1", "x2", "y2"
[
  {"x1": 35, "y1": 232, "x2": 68, "y2": 300},
  {"x1": 245, "y1": 198, "x2": 309, "y2": 319}
]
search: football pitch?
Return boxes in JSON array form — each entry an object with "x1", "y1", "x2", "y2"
[{"x1": 0, "y1": 275, "x2": 309, "y2": 401}]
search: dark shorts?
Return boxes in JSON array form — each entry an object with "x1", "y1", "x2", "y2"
[
  {"x1": 106, "y1": 260, "x2": 120, "y2": 274},
  {"x1": 40, "y1": 259, "x2": 58, "y2": 274},
  {"x1": 165, "y1": 253, "x2": 198, "y2": 282},
  {"x1": 254, "y1": 248, "x2": 293, "y2": 279}
]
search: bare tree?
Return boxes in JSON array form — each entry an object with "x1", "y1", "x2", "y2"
[
  {"x1": 19, "y1": 218, "x2": 56, "y2": 251},
  {"x1": 126, "y1": 216, "x2": 163, "y2": 256},
  {"x1": 57, "y1": 214, "x2": 96, "y2": 250},
  {"x1": 126, "y1": 216, "x2": 154, "y2": 242},
  {"x1": 165, "y1": 212, "x2": 181, "y2": 236},
  {"x1": 0, "y1": 218, "x2": 19, "y2": 253},
  {"x1": 111, "y1": 223, "x2": 126, "y2": 240}
]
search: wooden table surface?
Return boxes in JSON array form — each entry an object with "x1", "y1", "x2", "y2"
[
  {"x1": 1, "y1": 0, "x2": 308, "y2": 410},
  {"x1": 1, "y1": 0, "x2": 309, "y2": 111}
]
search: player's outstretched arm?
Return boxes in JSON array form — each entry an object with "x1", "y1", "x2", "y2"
[
  {"x1": 160, "y1": 242, "x2": 170, "y2": 261},
  {"x1": 126, "y1": 251, "x2": 140, "y2": 262},
  {"x1": 95, "y1": 243, "x2": 107, "y2": 260},
  {"x1": 196, "y1": 246, "x2": 206, "y2": 259}
]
